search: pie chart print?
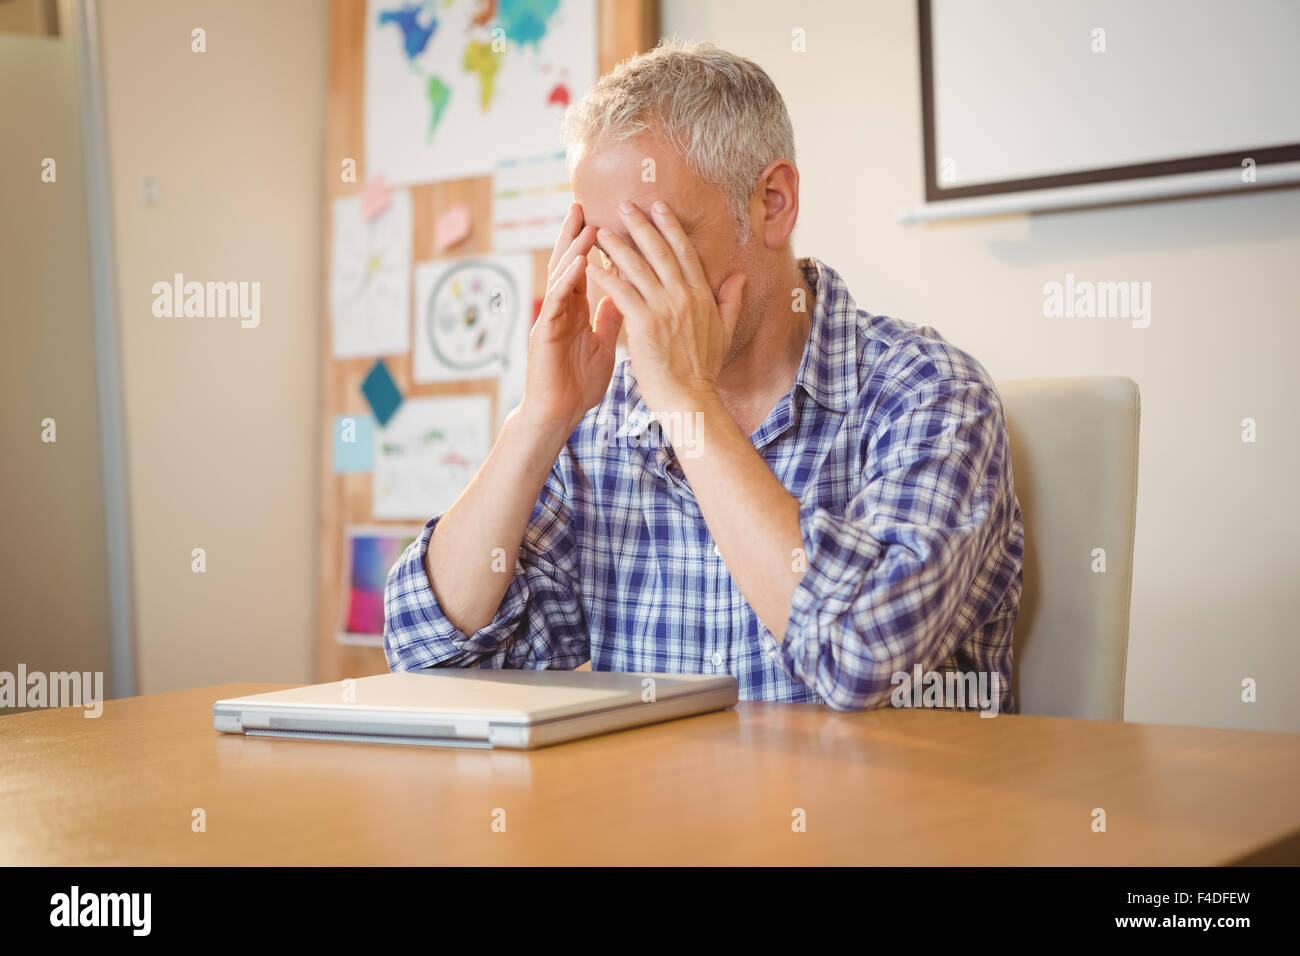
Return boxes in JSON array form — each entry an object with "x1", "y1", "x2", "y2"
[{"x1": 425, "y1": 261, "x2": 519, "y2": 374}]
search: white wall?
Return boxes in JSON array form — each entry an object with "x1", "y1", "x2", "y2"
[
  {"x1": 663, "y1": 0, "x2": 1300, "y2": 732},
  {"x1": 98, "y1": 0, "x2": 327, "y2": 692}
]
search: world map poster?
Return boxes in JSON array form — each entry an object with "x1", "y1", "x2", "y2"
[{"x1": 364, "y1": 0, "x2": 597, "y2": 186}]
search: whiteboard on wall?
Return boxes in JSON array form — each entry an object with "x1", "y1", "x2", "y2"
[{"x1": 908, "y1": 0, "x2": 1300, "y2": 220}]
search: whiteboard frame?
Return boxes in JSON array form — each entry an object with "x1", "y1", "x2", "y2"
[{"x1": 910, "y1": 0, "x2": 1300, "y2": 221}]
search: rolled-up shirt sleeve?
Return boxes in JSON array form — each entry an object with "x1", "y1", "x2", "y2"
[
  {"x1": 383, "y1": 458, "x2": 590, "y2": 672},
  {"x1": 769, "y1": 359, "x2": 1018, "y2": 711}
]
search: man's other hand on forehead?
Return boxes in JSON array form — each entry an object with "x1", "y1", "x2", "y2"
[{"x1": 590, "y1": 201, "x2": 700, "y2": 275}]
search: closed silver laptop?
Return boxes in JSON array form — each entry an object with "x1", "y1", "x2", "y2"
[{"x1": 213, "y1": 669, "x2": 738, "y2": 749}]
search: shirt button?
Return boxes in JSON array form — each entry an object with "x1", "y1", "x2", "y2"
[
  {"x1": 711, "y1": 652, "x2": 723, "y2": 667},
  {"x1": 712, "y1": 544, "x2": 722, "y2": 557}
]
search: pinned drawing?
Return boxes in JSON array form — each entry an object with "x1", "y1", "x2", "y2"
[
  {"x1": 372, "y1": 395, "x2": 492, "y2": 519},
  {"x1": 412, "y1": 253, "x2": 532, "y2": 386},
  {"x1": 329, "y1": 190, "x2": 413, "y2": 358}
]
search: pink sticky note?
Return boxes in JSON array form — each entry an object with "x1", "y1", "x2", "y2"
[
  {"x1": 434, "y1": 203, "x2": 472, "y2": 252},
  {"x1": 360, "y1": 176, "x2": 391, "y2": 221}
]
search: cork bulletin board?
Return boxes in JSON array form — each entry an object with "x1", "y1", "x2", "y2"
[{"x1": 317, "y1": 0, "x2": 659, "y2": 682}]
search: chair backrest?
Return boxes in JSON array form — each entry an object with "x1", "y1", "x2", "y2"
[{"x1": 996, "y1": 377, "x2": 1141, "y2": 720}]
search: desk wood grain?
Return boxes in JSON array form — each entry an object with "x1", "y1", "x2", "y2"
[{"x1": 2, "y1": 684, "x2": 1298, "y2": 865}]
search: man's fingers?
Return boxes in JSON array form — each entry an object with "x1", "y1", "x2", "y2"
[
  {"x1": 546, "y1": 203, "x2": 582, "y2": 277},
  {"x1": 595, "y1": 227, "x2": 663, "y2": 305},
  {"x1": 586, "y1": 262, "x2": 650, "y2": 329},
  {"x1": 537, "y1": 253, "x2": 587, "y2": 332},
  {"x1": 548, "y1": 225, "x2": 597, "y2": 289},
  {"x1": 592, "y1": 294, "x2": 624, "y2": 353},
  {"x1": 649, "y1": 201, "x2": 707, "y2": 288},
  {"x1": 616, "y1": 202, "x2": 683, "y2": 289}
]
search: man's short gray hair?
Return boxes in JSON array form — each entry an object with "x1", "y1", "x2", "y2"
[{"x1": 562, "y1": 38, "x2": 796, "y2": 243}]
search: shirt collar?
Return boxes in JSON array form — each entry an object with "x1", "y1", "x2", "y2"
[
  {"x1": 793, "y1": 256, "x2": 859, "y2": 414},
  {"x1": 619, "y1": 255, "x2": 859, "y2": 439},
  {"x1": 619, "y1": 377, "x2": 658, "y2": 441}
]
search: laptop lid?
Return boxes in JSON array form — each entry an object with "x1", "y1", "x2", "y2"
[{"x1": 213, "y1": 669, "x2": 737, "y2": 748}]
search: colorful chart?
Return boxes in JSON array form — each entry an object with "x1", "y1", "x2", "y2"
[{"x1": 340, "y1": 527, "x2": 421, "y2": 644}]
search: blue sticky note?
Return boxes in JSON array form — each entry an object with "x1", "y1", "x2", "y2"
[
  {"x1": 333, "y1": 414, "x2": 374, "y2": 473},
  {"x1": 361, "y1": 360, "x2": 402, "y2": 427}
]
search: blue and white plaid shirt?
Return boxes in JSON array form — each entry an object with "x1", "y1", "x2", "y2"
[{"x1": 385, "y1": 257, "x2": 1023, "y2": 712}]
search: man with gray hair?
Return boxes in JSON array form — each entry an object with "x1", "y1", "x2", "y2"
[{"x1": 384, "y1": 39, "x2": 1024, "y2": 713}]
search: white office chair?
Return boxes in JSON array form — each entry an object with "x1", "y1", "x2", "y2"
[{"x1": 997, "y1": 377, "x2": 1141, "y2": 721}]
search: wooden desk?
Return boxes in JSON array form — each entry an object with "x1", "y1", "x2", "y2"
[{"x1": 2, "y1": 683, "x2": 1298, "y2": 865}]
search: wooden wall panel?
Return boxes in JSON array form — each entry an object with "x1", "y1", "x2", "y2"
[{"x1": 317, "y1": 0, "x2": 658, "y2": 682}]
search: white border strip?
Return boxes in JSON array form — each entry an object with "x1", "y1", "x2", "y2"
[
  {"x1": 75, "y1": 0, "x2": 136, "y2": 697},
  {"x1": 899, "y1": 161, "x2": 1300, "y2": 223}
]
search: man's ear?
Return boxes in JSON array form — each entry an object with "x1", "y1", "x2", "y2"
[{"x1": 753, "y1": 159, "x2": 800, "y2": 250}]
